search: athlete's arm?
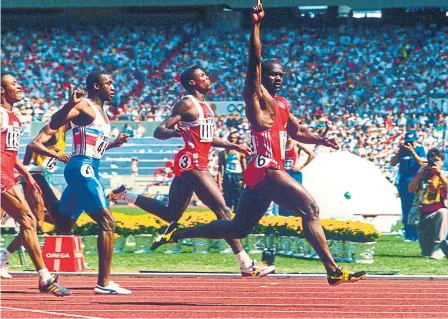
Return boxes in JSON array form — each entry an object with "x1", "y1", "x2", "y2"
[
  {"x1": 14, "y1": 158, "x2": 42, "y2": 194},
  {"x1": 107, "y1": 133, "x2": 130, "y2": 150},
  {"x1": 24, "y1": 124, "x2": 64, "y2": 165},
  {"x1": 49, "y1": 89, "x2": 84, "y2": 130},
  {"x1": 153, "y1": 100, "x2": 190, "y2": 140},
  {"x1": 287, "y1": 113, "x2": 339, "y2": 150},
  {"x1": 243, "y1": 1, "x2": 275, "y2": 131},
  {"x1": 240, "y1": 153, "x2": 247, "y2": 171},
  {"x1": 296, "y1": 143, "x2": 315, "y2": 171},
  {"x1": 212, "y1": 137, "x2": 251, "y2": 157}
]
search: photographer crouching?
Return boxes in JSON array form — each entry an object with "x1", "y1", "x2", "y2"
[{"x1": 408, "y1": 148, "x2": 448, "y2": 259}]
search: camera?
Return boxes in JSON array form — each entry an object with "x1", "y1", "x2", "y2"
[{"x1": 427, "y1": 157, "x2": 437, "y2": 167}]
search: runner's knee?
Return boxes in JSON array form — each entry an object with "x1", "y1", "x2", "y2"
[
  {"x1": 303, "y1": 201, "x2": 320, "y2": 221},
  {"x1": 18, "y1": 209, "x2": 37, "y2": 231},
  {"x1": 99, "y1": 216, "x2": 116, "y2": 232}
]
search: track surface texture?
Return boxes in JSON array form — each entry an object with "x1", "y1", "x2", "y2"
[{"x1": 2, "y1": 275, "x2": 448, "y2": 319}]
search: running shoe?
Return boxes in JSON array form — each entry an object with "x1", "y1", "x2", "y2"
[
  {"x1": 94, "y1": 281, "x2": 132, "y2": 295},
  {"x1": 39, "y1": 275, "x2": 72, "y2": 297},
  {"x1": 0, "y1": 261, "x2": 12, "y2": 279},
  {"x1": 106, "y1": 184, "x2": 127, "y2": 202},
  {"x1": 327, "y1": 266, "x2": 366, "y2": 286},
  {"x1": 440, "y1": 240, "x2": 448, "y2": 259},
  {"x1": 150, "y1": 221, "x2": 179, "y2": 251},
  {"x1": 241, "y1": 260, "x2": 276, "y2": 277}
]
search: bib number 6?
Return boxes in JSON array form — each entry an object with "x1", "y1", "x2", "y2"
[
  {"x1": 255, "y1": 155, "x2": 270, "y2": 168},
  {"x1": 179, "y1": 155, "x2": 191, "y2": 169}
]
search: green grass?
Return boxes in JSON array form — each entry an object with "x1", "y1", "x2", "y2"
[{"x1": 3, "y1": 235, "x2": 447, "y2": 275}]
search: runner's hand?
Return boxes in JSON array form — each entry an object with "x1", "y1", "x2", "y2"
[
  {"x1": 251, "y1": 1, "x2": 265, "y2": 24},
  {"x1": 114, "y1": 133, "x2": 130, "y2": 147},
  {"x1": 58, "y1": 154, "x2": 72, "y2": 164},
  {"x1": 321, "y1": 137, "x2": 340, "y2": 150},
  {"x1": 70, "y1": 89, "x2": 84, "y2": 106},
  {"x1": 24, "y1": 174, "x2": 42, "y2": 194},
  {"x1": 174, "y1": 125, "x2": 189, "y2": 138}
]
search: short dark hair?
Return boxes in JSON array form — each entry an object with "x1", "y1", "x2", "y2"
[
  {"x1": 261, "y1": 59, "x2": 282, "y2": 75},
  {"x1": 1, "y1": 72, "x2": 14, "y2": 88},
  {"x1": 86, "y1": 71, "x2": 106, "y2": 91},
  {"x1": 427, "y1": 148, "x2": 444, "y2": 161},
  {"x1": 180, "y1": 65, "x2": 201, "y2": 90}
]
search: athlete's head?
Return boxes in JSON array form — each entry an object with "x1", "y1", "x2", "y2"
[
  {"x1": 1, "y1": 73, "x2": 22, "y2": 105},
  {"x1": 180, "y1": 66, "x2": 212, "y2": 94},
  {"x1": 228, "y1": 131, "x2": 238, "y2": 143},
  {"x1": 261, "y1": 60, "x2": 284, "y2": 95},
  {"x1": 86, "y1": 72, "x2": 115, "y2": 102}
]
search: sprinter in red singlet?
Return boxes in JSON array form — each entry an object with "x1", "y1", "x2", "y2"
[
  {"x1": 151, "y1": 1, "x2": 366, "y2": 286},
  {"x1": 0, "y1": 73, "x2": 71, "y2": 295},
  {"x1": 108, "y1": 66, "x2": 275, "y2": 277}
]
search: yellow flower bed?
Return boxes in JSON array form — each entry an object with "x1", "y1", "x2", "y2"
[{"x1": 40, "y1": 211, "x2": 381, "y2": 243}]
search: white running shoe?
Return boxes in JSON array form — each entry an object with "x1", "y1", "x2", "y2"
[
  {"x1": 0, "y1": 262, "x2": 12, "y2": 279},
  {"x1": 94, "y1": 281, "x2": 132, "y2": 295}
]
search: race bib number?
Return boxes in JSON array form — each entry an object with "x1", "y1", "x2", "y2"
[
  {"x1": 179, "y1": 154, "x2": 191, "y2": 169},
  {"x1": 42, "y1": 157, "x2": 58, "y2": 173},
  {"x1": 284, "y1": 159, "x2": 294, "y2": 170},
  {"x1": 280, "y1": 131, "x2": 287, "y2": 160},
  {"x1": 254, "y1": 155, "x2": 270, "y2": 168},
  {"x1": 5, "y1": 126, "x2": 21, "y2": 151},
  {"x1": 80, "y1": 164, "x2": 94, "y2": 178},
  {"x1": 199, "y1": 119, "x2": 215, "y2": 142},
  {"x1": 93, "y1": 136, "x2": 109, "y2": 159}
]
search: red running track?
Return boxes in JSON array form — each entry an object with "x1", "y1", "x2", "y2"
[{"x1": 2, "y1": 275, "x2": 448, "y2": 319}]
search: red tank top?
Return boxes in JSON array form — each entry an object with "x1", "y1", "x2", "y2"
[
  {"x1": 178, "y1": 95, "x2": 216, "y2": 170},
  {"x1": 249, "y1": 96, "x2": 290, "y2": 170},
  {"x1": 1, "y1": 108, "x2": 22, "y2": 177},
  {"x1": 284, "y1": 145, "x2": 298, "y2": 171}
]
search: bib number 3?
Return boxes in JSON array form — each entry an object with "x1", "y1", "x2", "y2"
[{"x1": 179, "y1": 154, "x2": 191, "y2": 169}]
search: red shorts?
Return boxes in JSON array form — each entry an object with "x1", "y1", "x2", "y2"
[
  {"x1": 173, "y1": 150, "x2": 209, "y2": 177},
  {"x1": 1, "y1": 172, "x2": 16, "y2": 194},
  {"x1": 243, "y1": 155, "x2": 283, "y2": 188}
]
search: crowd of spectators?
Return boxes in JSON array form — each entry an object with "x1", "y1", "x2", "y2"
[
  {"x1": 2, "y1": 22, "x2": 447, "y2": 181},
  {"x1": 2, "y1": 23, "x2": 447, "y2": 120}
]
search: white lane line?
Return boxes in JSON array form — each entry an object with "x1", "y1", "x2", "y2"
[
  {"x1": 2, "y1": 283, "x2": 448, "y2": 291},
  {"x1": 8, "y1": 272, "x2": 448, "y2": 280},
  {"x1": 3, "y1": 296, "x2": 448, "y2": 301},
  {"x1": 2, "y1": 303, "x2": 448, "y2": 308},
  {"x1": 0, "y1": 306, "x2": 105, "y2": 319},
  {"x1": 2, "y1": 290, "x2": 448, "y2": 296}
]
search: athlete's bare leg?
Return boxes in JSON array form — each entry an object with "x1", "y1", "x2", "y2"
[
  {"x1": 4, "y1": 182, "x2": 45, "y2": 257},
  {"x1": 88, "y1": 207, "x2": 116, "y2": 287},
  {"x1": 267, "y1": 169, "x2": 338, "y2": 273},
  {"x1": 23, "y1": 185, "x2": 45, "y2": 230},
  {"x1": 182, "y1": 170, "x2": 245, "y2": 254},
  {"x1": 133, "y1": 172, "x2": 244, "y2": 254},
  {"x1": 1, "y1": 185, "x2": 46, "y2": 270},
  {"x1": 134, "y1": 176, "x2": 194, "y2": 222},
  {"x1": 174, "y1": 178, "x2": 272, "y2": 240}
]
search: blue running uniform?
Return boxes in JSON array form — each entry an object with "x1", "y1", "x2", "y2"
[{"x1": 59, "y1": 99, "x2": 111, "y2": 220}]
